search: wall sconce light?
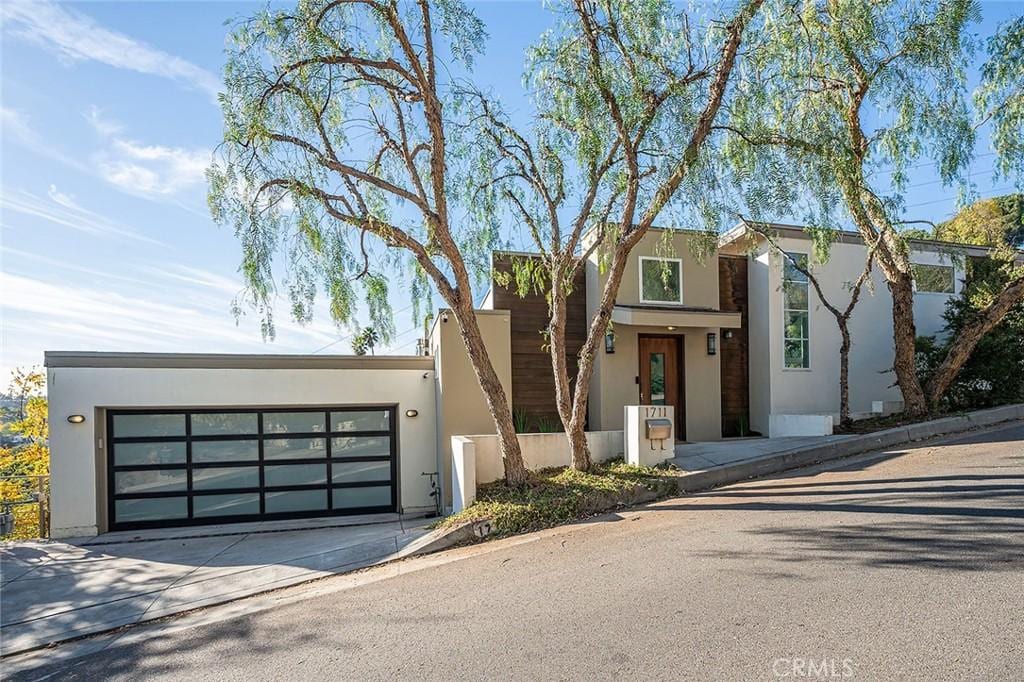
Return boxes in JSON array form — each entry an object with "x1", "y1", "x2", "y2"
[
  {"x1": 666, "y1": 326, "x2": 677, "y2": 331},
  {"x1": 706, "y1": 332, "x2": 717, "y2": 356},
  {"x1": 67, "y1": 414, "x2": 86, "y2": 424},
  {"x1": 604, "y1": 329, "x2": 616, "y2": 354},
  {"x1": 724, "y1": 330, "x2": 734, "y2": 339},
  {"x1": 405, "y1": 409, "x2": 419, "y2": 418}
]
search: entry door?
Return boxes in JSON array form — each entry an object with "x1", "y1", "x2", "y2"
[{"x1": 638, "y1": 335, "x2": 685, "y2": 440}]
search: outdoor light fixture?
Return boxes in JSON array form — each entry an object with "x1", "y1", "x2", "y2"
[
  {"x1": 666, "y1": 326, "x2": 677, "y2": 331},
  {"x1": 67, "y1": 414, "x2": 86, "y2": 424},
  {"x1": 405, "y1": 409, "x2": 419, "y2": 418},
  {"x1": 604, "y1": 330, "x2": 616, "y2": 354},
  {"x1": 706, "y1": 332, "x2": 717, "y2": 356},
  {"x1": 724, "y1": 330, "x2": 734, "y2": 339}
]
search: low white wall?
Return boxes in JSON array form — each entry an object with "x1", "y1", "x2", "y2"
[
  {"x1": 451, "y1": 436, "x2": 477, "y2": 513},
  {"x1": 461, "y1": 431, "x2": 624, "y2": 485},
  {"x1": 47, "y1": 363, "x2": 437, "y2": 537},
  {"x1": 768, "y1": 414, "x2": 834, "y2": 437}
]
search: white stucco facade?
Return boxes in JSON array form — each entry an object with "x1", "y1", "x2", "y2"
[
  {"x1": 46, "y1": 355, "x2": 437, "y2": 538},
  {"x1": 725, "y1": 227, "x2": 972, "y2": 435}
]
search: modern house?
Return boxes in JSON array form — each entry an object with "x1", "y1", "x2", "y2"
[{"x1": 46, "y1": 222, "x2": 1005, "y2": 537}]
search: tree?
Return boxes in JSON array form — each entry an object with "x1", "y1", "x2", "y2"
[
  {"x1": 1, "y1": 368, "x2": 49, "y2": 540},
  {"x1": 351, "y1": 327, "x2": 379, "y2": 356},
  {"x1": 208, "y1": 0, "x2": 530, "y2": 484},
  {"x1": 3, "y1": 367, "x2": 44, "y2": 424},
  {"x1": 935, "y1": 194, "x2": 1024, "y2": 247},
  {"x1": 918, "y1": 256, "x2": 1024, "y2": 410},
  {"x1": 722, "y1": 0, "x2": 1024, "y2": 415},
  {"x1": 470, "y1": 0, "x2": 764, "y2": 470},
  {"x1": 744, "y1": 220, "x2": 875, "y2": 426}
]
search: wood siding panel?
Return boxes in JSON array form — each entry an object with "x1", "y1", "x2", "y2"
[
  {"x1": 719, "y1": 256, "x2": 752, "y2": 437},
  {"x1": 491, "y1": 254, "x2": 587, "y2": 430}
]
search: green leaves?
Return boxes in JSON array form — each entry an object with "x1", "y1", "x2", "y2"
[
  {"x1": 977, "y1": 15, "x2": 1024, "y2": 183},
  {"x1": 208, "y1": 0, "x2": 498, "y2": 345}
]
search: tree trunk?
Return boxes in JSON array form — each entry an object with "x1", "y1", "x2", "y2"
[
  {"x1": 926, "y1": 274, "x2": 1024, "y2": 406},
  {"x1": 566, "y1": 243, "x2": 636, "y2": 472},
  {"x1": 838, "y1": 319, "x2": 852, "y2": 427},
  {"x1": 566, "y1": 419, "x2": 592, "y2": 471},
  {"x1": 450, "y1": 302, "x2": 528, "y2": 486},
  {"x1": 547, "y1": 266, "x2": 588, "y2": 469},
  {"x1": 888, "y1": 272, "x2": 928, "y2": 415}
]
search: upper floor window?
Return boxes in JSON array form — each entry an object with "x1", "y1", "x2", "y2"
[
  {"x1": 783, "y1": 252, "x2": 810, "y2": 369},
  {"x1": 639, "y1": 257, "x2": 683, "y2": 304},
  {"x1": 912, "y1": 263, "x2": 954, "y2": 294}
]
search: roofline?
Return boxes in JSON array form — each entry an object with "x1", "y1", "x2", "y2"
[
  {"x1": 426, "y1": 307, "x2": 510, "y2": 340},
  {"x1": 44, "y1": 351, "x2": 435, "y2": 371},
  {"x1": 721, "y1": 219, "x2": 1024, "y2": 259}
]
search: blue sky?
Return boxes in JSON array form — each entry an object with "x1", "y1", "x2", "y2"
[{"x1": 0, "y1": 1, "x2": 1019, "y2": 381}]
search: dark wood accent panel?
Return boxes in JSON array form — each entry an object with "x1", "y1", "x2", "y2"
[
  {"x1": 491, "y1": 254, "x2": 587, "y2": 430},
  {"x1": 719, "y1": 256, "x2": 752, "y2": 437}
]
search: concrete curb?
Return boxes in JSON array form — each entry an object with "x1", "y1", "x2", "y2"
[
  {"x1": 396, "y1": 520, "x2": 494, "y2": 557},
  {"x1": 675, "y1": 404, "x2": 1024, "y2": 494}
]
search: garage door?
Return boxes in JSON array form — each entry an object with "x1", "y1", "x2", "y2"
[{"x1": 106, "y1": 406, "x2": 397, "y2": 531}]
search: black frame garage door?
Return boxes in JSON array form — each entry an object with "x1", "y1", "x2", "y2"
[{"x1": 106, "y1": 406, "x2": 397, "y2": 531}]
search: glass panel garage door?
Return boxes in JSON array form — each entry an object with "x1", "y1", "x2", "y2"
[{"x1": 107, "y1": 407, "x2": 396, "y2": 530}]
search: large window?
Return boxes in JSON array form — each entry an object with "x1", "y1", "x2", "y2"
[
  {"x1": 783, "y1": 252, "x2": 810, "y2": 369},
  {"x1": 912, "y1": 263, "x2": 955, "y2": 294},
  {"x1": 107, "y1": 407, "x2": 396, "y2": 530},
  {"x1": 640, "y1": 257, "x2": 683, "y2": 304}
]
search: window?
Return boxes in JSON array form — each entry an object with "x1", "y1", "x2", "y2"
[
  {"x1": 783, "y1": 252, "x2": 810, "y2": 369},
  {"x1": 912, "y1": 263, "x2": 954, "y2": 294},
  {"x1": 639, "y1": 257, "x2": 683, "y2": 304}
]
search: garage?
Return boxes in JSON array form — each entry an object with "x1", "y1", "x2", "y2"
[{"x1": 107, "y1": 406, "x2": 398, "y2": 530}]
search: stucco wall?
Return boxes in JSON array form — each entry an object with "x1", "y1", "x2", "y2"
[
  {"x1": 746, "y1": 251, "x2": 773, "y2": 435},
  {"x1": 460, "y1": 430, "x2": 624, "y2": 484},
  {"x1": 586, "y1": 229, "x2": 724, "y2": 440},
  {"x1": 603, "y1": 229, "x2": 720, "y2": 309},
  {"x1": 429, "y1": 310, "x2": 512, "y2": 506},
  {"x1": 742, "y1": 235, "x2": 959, "y2": 426},
  {"x1": 588, "y1": 325, "x2": 721, "y2": 441},
  {"x1": 47, "y1": 362, "x2": 437, "y2": 538}
]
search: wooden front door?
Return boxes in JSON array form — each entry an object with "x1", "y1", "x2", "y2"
[{"x1": 638, "y1": 335, "x2": 685, "y2": 440}]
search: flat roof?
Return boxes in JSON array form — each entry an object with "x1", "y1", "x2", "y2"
[
  {"x1": 721, "y1": 220, "x2": 1024, "y2": 259},
  {"x1": 44, "y1": 351, "x2": 435, "y2": 371}
]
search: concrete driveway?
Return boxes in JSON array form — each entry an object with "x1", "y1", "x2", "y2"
[{"x1": 0, "y1": 514, "x2": 430, "y2": 656}]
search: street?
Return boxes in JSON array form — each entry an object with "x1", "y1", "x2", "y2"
[{"x1": 12, "y1": 422, "x2": 1024, "y2": 681}]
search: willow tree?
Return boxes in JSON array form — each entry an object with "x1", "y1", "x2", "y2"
[
  {"x1": 208, "y1": 0, "x2": 529, "y2": 484},
  {"x1": 723, "y1": 0, "x2": 1023, "y2": 415},
  {"x1": 467, "y1": 0, "x2": 764, "y2": 470}
]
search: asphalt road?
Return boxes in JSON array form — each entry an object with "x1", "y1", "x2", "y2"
[{"x1": 13, "y1": 422, "x2": 1024, "y2": 681}]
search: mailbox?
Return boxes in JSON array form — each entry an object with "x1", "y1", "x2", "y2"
[{"x1": 645, "y1": 418, "x2": 672, "y2": 441}]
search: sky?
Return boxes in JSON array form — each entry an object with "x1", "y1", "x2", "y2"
[{"x1": 0, "y1": 0, "x2": 1019, "y2": 382}]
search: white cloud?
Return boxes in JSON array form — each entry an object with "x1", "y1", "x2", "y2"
[
  {"x1": 99, "y1": 139, "x2": 210, "y2": 196},
  {"x1": 1, "y1": 0, "x2": 221, "y2": 100},
  {"x1": 0, "y1": 185, "x2": 164, "y2": 245},
  {"x1": 83, "y1": 105, "x2": 123, "y2": 136},
  {"x1": 84, "y1": 108, "x2": 211, "y2": 198}
]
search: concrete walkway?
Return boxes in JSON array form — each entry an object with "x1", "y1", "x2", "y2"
[
  {"x1": 669, "y1": 404, "x2": 1024, "y2": 493},
  {"x1": 673, "y1": 435, "x2": 851, "y2": 471},
  {"x1": 0, "y1": 514, "x2": 430, "y2": 656}
]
